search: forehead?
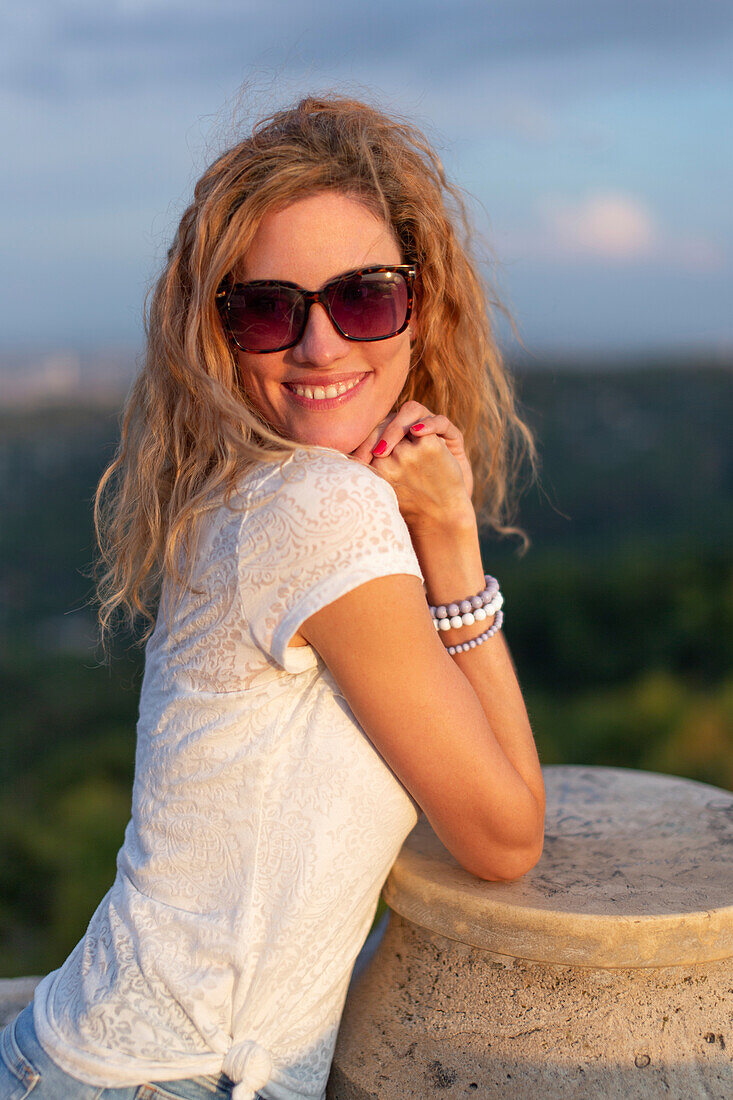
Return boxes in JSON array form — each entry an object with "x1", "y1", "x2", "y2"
[{"x1": 238, "y1": 191, "x2": 403, "y2": 286}]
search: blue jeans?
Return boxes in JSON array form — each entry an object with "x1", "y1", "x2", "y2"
[{"x1": 0, "y1": 1005, "x2": 256, "y2": 1099}]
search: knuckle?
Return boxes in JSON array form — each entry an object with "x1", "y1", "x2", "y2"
[
  {"x1": 374, "y1": 462, "x2": 398, "y2": 486},
  {"x1": 419, "y1": 432, "x2": 441, "y2": 450}
]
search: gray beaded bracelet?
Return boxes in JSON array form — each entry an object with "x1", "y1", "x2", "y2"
[
  {"x1": 446, "y1": 609, "x2": 504, "y2": 655},
  {"x1": 430, "y1": 575, "x2": 501, "y2": 631}
]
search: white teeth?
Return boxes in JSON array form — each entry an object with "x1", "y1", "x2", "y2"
[{"x1": 288, "y1": 375, "x2": 364, "y2": 400}]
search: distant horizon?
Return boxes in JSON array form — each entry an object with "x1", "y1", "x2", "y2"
[
  {"x1": 1, "y1": 342, "x2": 731, "y2": 411},
  {"x1": 1, "y1": 341, "x2": 731, "y2": 364}
]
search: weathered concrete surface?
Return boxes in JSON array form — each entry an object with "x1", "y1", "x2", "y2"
[
  {"x1": 329, "y1": 913, "x2": 733, "y2": 1099},
  {"x1": 328, "y1": 766, "x2": 733, "y2": 1099},
  {"x1": 384, "y1": 766, "x2": 733, "y2": 968}
]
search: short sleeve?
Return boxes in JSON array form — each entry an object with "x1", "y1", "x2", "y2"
[{"x1": 236, "y1": 448, "x2": 424, "y2": 672}]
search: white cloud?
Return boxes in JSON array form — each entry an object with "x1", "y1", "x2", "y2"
[
  {"x1": 541, "y1": 192, "x2": 657, "y2": 259},
  {"x1": 500, "y1": 191, "x2": 728, "y2": 272}
]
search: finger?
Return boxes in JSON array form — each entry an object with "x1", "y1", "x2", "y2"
[
  {"x1": 410, "y1": 416, "x2": 467, "y2": 467},
  {"x1": 388, "y1": 430, "x2": 446, "y2": 463},
  {"x1": 349, "y1": 417, "x2": 393, "y2": 464},
  {"x1": 409, "y1": 414, "x2": 463, "y2": 443},
  {"x1": 351, "y1": 402, "x2": 435, "y2": 463},
  {"x1": 368, "y1": 402, "x2": 433, "y2": 459}
]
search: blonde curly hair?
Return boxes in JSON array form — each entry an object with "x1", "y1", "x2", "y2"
[{"x1": 94, "y1": 92, "x2": 538, "y2": 646}]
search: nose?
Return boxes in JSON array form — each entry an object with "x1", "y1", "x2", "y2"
[{"x1": 290, "y1": 302, "x2": 350, "y2": 367}]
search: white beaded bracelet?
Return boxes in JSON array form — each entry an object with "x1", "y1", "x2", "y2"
[
  {"x1": 430, "y1": 575, "x2": 500, "y2": 631},
  {"x1": 446, "y1": 609, "x2": 504, "y2": 655},
  {"x1": 433, "y1": 590, "x2": 503, "y2": 630}
]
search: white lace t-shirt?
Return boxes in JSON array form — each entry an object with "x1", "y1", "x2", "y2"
[{"x1": 32, "y1": 447, "x2": 424, "y2": 1100}]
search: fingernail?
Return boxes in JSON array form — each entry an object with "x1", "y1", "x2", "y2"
[
  {"x1": 372, "y1": 440, "x2": 388, "y2": 456},
  {"x1": 411, "y1": 423, "x2": 425, "y2": 432}
]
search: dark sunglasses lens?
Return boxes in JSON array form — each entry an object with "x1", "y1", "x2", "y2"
[
  {"x1": 226, "y1": 285, "x2": 304, "y2": 352},
  {"x1": 330, "y1": 271, "x2": 408, "y2": 339}
]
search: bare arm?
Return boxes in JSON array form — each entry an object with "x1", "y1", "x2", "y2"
[
  {"x1": 300, "y1": 413, "x2": 544, "y2": 882},
  {"x1": 408, "y1": 507, "x2": 545, "y2": 820}
]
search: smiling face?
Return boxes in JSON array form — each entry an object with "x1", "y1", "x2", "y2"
[{"x1": 231, "y1": 191, "x2": 414, "y2": 454}]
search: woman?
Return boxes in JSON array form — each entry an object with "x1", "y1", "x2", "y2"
[{"x1": 0, "y1": 95, "x2": 544, "y2": 1100}]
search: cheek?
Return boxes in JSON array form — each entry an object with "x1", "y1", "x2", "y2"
[
  {"x1": 236, "y1": 359, "x2": 281, "y2": 401},
  {"x1": 380, "y1": 343, "x2": 411, "y2": 395}
]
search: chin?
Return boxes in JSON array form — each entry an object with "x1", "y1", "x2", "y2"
[
  {"x1": 284, "y1": 417, "x2": 374, "y2": 454},
  {"x1": 297, "y1": 428, "x2": 361, "y2": 454}
]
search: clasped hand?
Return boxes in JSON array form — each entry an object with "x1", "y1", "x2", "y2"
[{"x1": 349, "y1": 400, "x2": 475, "y2": 531}]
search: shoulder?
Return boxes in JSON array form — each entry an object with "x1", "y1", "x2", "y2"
[
  {"x1": 236, "y1": 446, "x2": 401, "y2": 522},
  {"x1": 235, "y1": 447, "x2": 423, "y2": 668},
  {"x1": 287, "y1": 446, "x2": 399, "y2": 507},
  {"x1": 235, "y1": 446, "x2": 418, "y2": 577}
]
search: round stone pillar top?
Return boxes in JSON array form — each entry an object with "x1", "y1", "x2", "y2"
[{"x1": 382, "y1": 765, "x2": 733, "y2": 969}]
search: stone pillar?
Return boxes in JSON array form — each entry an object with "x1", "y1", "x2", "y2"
[{"x1": 328, "y1": 766, "x2": 733, "y2": 1099}]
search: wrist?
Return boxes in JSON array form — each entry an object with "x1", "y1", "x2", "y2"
[
  {"x1": 406, "y1": 499, "x2": 477, "y2": 543},
  {"x1": 408, "y1": 514, "x2": 485, "y2": 608}
]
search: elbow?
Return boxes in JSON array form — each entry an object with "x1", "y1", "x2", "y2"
[
  {"x1": 467, "y1": 806, "x2": 545, "y2": 883},
  {"x1": 441, "y1": 784, "x2": 546, "y2": 883},
  {"x1": 471, "y1": 836, "x2": 544, "y2": 883}
]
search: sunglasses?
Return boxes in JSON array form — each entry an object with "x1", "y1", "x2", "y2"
[{"x1": 216, "y1": 264, "x2": 418, "y2": 354}]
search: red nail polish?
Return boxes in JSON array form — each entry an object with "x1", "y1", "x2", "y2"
[
  {"x1": 372, "y1": 440, "x2": 388, "y2": 456},
  {"x1": 411, "y1": 423, "x2": 425, "y2": 432}
]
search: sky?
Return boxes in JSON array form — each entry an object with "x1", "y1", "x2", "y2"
[{"x1": 2, "y1": 0, "x2": 732, "y2": 360}]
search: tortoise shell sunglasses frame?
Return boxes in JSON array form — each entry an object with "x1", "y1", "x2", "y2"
[{"x1": 215, "y1": 264, "x2": 419, "y2": 354}]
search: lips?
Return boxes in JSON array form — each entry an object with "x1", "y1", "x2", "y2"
[{"x1": 283, "y1": 372, "x2": 369, "y2": 408}]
